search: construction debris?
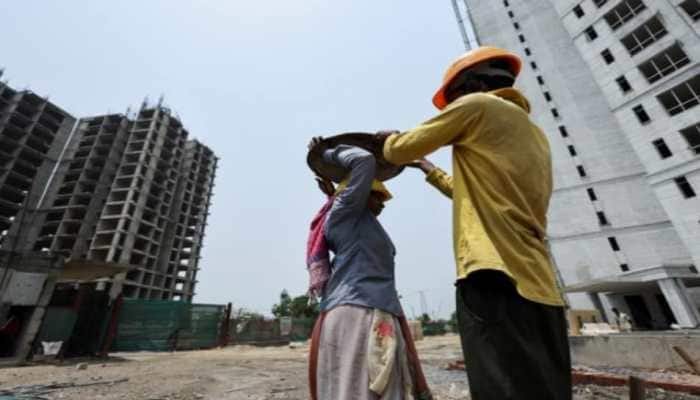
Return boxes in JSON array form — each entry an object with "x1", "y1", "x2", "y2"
[
  {"x1": 673, "y1": 346, "x2": 700, "y2": 376},
  {"x1": 0, "y1": 379, "x2": 129, "y2": 399},
  {"x1": 572, "y1": 367, "x2": 700, "y2": 397}
]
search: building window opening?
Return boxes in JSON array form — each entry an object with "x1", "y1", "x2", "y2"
[
  {"x1": 632, "y1": 104, "x2": 651, "y2": 124},
  {"x1": 559, "y1": 126, "x2": 569, "y2": 137},
  {"x1": 577, "y1": 165, "x2": 587, "y2": 178},
  {"x1": 621, "y1": 16, "x2": 668, "y2": 56},
  {"x1": 680, "y1": 0, "x2": 700, "y2": 21},
  {"x1": 657, "y1": 74, "x2": 700, "y2": 116},
  {"x1": 585, "y1": 26, "x2": 599, "y2": 41},
  {"x1": 680, "y1": 122, "x2": 700, "y2": 154},
  {"x1": 597, "y1": 211, "x2": 610, "y2": 226},
  {"x1": 616, "y1": 75, "x2": 633, "y2": 93},
  {"x1": 604, "y1": 0, "x2": 646, "y2": 31},
  {"x1": 675, "y1": 176, "x2": 697, "y2": 198},
  {"x1": 652, "y1": 138, "x2": 673, "y2": 159},
  {"x1": 587, "y1": 188, "x2": 598, "y2": 201},
  {"x1": 602, "y1": 49, "x2": 615, "y2": 64},
  {"x1": 638, "y1": 43, "x2": 690, "y2": 84}
]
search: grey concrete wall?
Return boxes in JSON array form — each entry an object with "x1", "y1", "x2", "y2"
[{"x1": 570, "y1": 333, "x2": 700, "y2": 369}]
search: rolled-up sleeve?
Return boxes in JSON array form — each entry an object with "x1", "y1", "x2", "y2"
[
  {"x1": 426, "y1": 168, "x2": 453, "y2": 199},
  {"x1": 382, "y1": 94, "x2": 485, "y2": 165}
]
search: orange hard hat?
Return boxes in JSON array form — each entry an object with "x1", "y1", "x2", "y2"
[{"x1": 432, "y1": 46, "x2": 522, "y2": 110}]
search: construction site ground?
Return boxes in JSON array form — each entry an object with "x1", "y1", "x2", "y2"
[{"x1": 1, "y1": 334, "x2": 699, "y2": 399}]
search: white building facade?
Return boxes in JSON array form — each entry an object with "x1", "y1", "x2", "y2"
[{"x1": 463, "y1": 0, "x2": 700, "y2": 328}]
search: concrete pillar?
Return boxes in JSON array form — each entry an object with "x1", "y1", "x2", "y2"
[
  {"x1": 587, "y1": 292, "x2": 608, "y2": 323},
  {"x1": 108, "y1": 273, "x2": 126, "y2": 299},
  {"x1": 14, "y1": 274, "x2": 57, "y2": 363},
  {"x1": 658, "y1": 278, "x2": 700, "y2": 328},
  {"x1": 598, "y1": 293, "x2": 620, "y2": 325}
]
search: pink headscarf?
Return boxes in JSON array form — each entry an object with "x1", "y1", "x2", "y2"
[{"x1": 306, "y1": 196, "x2": 334, "y2": 297}]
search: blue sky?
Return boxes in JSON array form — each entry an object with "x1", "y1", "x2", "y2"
[{"x1": 1, "y1": 1, "x2": 466, "y2": 318}]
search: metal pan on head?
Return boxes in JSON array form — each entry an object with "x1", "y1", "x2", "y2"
[{"x1": 307, "y1": 133, "x2": 404, "y2": 183}]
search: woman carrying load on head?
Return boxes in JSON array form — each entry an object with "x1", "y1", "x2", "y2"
[{"x1": 305, "y1": 137, "x2": 432, "y2": 400}]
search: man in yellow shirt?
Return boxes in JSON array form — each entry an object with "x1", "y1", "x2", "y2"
[{"x1": 380, "y1": 47, "x2": 571, "y2": 399}]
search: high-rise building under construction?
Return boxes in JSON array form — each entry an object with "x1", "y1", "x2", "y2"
[
  {"x1": 454, "y1": 0, "x2": 700, "y2": 328},
  {"x1": 1, "y1": 78, "x2": 217, "y2": 302},
  {"x1": 0, "y1": 77, "x2": 77, "y2": 254}
]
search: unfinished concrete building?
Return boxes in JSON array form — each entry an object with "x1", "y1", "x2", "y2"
[
  {"x1": 0, "y1": 76, "x2": 77, "y2": 254},
  {"x1": 0, "y1": 81, "x2": 218, "y2": 302},
  {"x1": 24, "y1": 104, "x2": 218, "y2": 302},
  {"x1": 157, "y1": 140, "x2": 217, "y2": 302},
  {"x1": 0, "y1": 78, "x2": 77, "y2": 362},
  {"x1": 29, "y1": 114, "x2": 131, "y2": 258},
  {"x1": 460, "y1": 0, "x2": 700, "y2": 328}
]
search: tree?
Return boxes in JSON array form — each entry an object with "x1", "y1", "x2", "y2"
[
  {"x1": 271, "y1": 290, "x2": 292, "y2": 318},
  {"x1": 419, "y1": 313, "x2": 432, "y2": 324},
  {"x1": 290, "y1": 294, "x2": 319, "y2": 319},
  {"x1": 272, "y1": 290, "x2": 320, "y2": 319}
]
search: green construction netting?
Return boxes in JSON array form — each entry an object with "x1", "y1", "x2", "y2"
[
  {"x1": 179, "y1": 304, "x2": 225, "y2": 349},
  {"x1": 289, "y1": 318, "x2": 315, "y2": 342},
  {"x1": 35, "y1": 307, "x2": 78, "y2": 346},
  {"x1": 111, "y1": 300, "x2": 223, "y2": 352},
  {"x1": 422, "y1": 321, "x2": 448, "y2": 336}
]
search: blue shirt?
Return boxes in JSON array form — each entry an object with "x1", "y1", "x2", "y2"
[{"x1": 320, "y1": 145, "x2": 403, "y2": 317}]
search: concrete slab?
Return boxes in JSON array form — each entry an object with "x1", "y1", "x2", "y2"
[{"x1": 570, "y1": 332, "x2": 700, "y2": 369}]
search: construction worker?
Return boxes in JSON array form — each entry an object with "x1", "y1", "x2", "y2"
[
  {"x1": 379, "y1": 46, "x2": 571, "y2": 399},
  {"x1": 612, "y1": 307, "x2": 633, "y2": 332}
]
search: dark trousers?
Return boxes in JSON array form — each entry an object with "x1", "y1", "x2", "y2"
[{"x1": 456, "y1": 271, "x2": 572, "y2": 400}]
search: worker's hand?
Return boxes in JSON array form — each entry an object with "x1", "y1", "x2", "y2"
[
  {"x1": 407, "y1": 158, "x2": 437, "y2": 174},
  {"x1": 315, "y1": 177, "x2": 335, "y2": 197},
  {"x1": 375, "y1": 130, "x2": 399, "y2": 141},
  {"x1": 374, "y1": 130, "x2": 399, "y2": 153},
  {"x1": 308, "y1": 136, "x2": 324, "y2": 152}
]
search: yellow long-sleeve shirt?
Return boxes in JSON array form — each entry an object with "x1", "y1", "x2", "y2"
[{"x1": 383, "y1": 88, "x2": 564, "y2": 306}]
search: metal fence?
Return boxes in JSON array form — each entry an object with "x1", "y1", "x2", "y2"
[{"x1": 229, "y1": 317, "x2": 317, "y2": 345}]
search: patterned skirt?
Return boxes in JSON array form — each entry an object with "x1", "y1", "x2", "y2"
[{"x1": 309, "y1": 305, "x2": 433, "y2": 400}]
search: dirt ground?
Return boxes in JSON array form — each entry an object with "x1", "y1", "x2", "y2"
[{"x1": 0, "y1": 334, "x2": 698, "y2": 399}]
